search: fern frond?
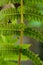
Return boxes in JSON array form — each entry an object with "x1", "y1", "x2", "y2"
[
  {"x1": 0, "y1": 0, "x2": 20, "y2": 6},
  {"x1": 0, "y1": 5, "x2": 43, "y2": 23},
  {"x1": 24, "y1": 0, "x2": 43, "y2": 5},
  {"x1": 0, "y1": 57, "x2": 18, "y2": 65},
  {"x1": 0, "y1": 0, "x2": 43, "y2": 7},
  {"x1": 17, "y1": 6, "x2": 43, "y2": 22},
  {"x1": 22, "y1": 49, "x2": 43, "y2": 65},
  {"x1": 24, "y1": 9, "x2": 43, "y2": 22},
  {"x1": 0, "y1": 44, "x2": 43, "y2": 65},
  {"x1": 0, "y1": 43, "x2": 31, "y2": 61},
  {"x1": 24, "y1": 27, "x2": 43, "y2": 43},
  {"x1": 0, "y1": 0, "x2": 43, "y2": 65},
  {"x1": 0, "y1": 35, "x2": 18, "y2": 44},
  {"x1": 0, "y1": 23, "x2": 43, "y2": 42},
  {"x1": 0, "y1": 6, "x2": 16, "y2": 21}
]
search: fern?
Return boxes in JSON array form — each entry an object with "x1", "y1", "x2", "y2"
[
  {"x1": 0, "y1": 0, "x2": 43, "y2": 65},
  {"x1": 0, "y1": 23, "x2": 43, "y2": 42},
  {"x1": 0, "y1": 7, "x2": 16, "y2": 21},
  {"x1": 24, "y1": 0, "x2": 43, "y2": 5},
  {"x1": 0, "y1": 5, "x2": 43, "y2": 22},
  {"x1": 0, "y1": 44, "x2": 43, "y2": 65},
  {"x1": 0, "y1": 0, "x2": 43, "y2": 6}
]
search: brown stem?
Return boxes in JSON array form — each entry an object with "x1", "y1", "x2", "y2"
[{"x1": 18, "y1": 0, "x2": 23, "y2": 65}]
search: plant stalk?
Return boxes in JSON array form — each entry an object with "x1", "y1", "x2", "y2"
[{"x1": 18, "y1": 0, "x2": 23, "y2": 65}]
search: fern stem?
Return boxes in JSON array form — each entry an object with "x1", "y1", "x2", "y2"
[{"x1": 18, "y1": 0, "x2": 23, "y2": 65}]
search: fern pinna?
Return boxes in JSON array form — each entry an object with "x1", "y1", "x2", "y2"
[{"x1": 0, "y1": 0, "x2": 43, "y2": 65}]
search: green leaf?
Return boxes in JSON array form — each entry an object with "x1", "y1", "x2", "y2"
[
  {"x1": 11, "y1": 18, "x2": 17, "y2": 25},
  {"x1": 19, "y1": 44, "x2": 31, "y2": 49},
  {"x1": 0, "y1": 7, "x2": 16, "y2": 21},
  {"x1": 0, "y1": 49, "x2": 29, "y2": 61},
  {"x1": 6, "y1": 62, "x2": 18, "y2": 65},
  {"x1": 1, "y1": 34, "x2": 7, "y2": 43},
  {"x1": 0, "y1": 35, "x2": 18, "y2": 45},
  {"x1": 3, "y1": 53, "x2": 29, "y2": 61},
  {"x1": 0, "y1": 57, "x2": 18, "y2": 65},
  {"x1": 24, "y1": 27, "x2": 43, "y2": 43},
  {"x1": 22, "y1": 49, "x2": 43, "y2": 65},
  {"x1": 0, "y1": 45, "x2": 43, "y2": 65},
  {"x1": 0, "y1": 44, "x2": 31, "y2": 61}
]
